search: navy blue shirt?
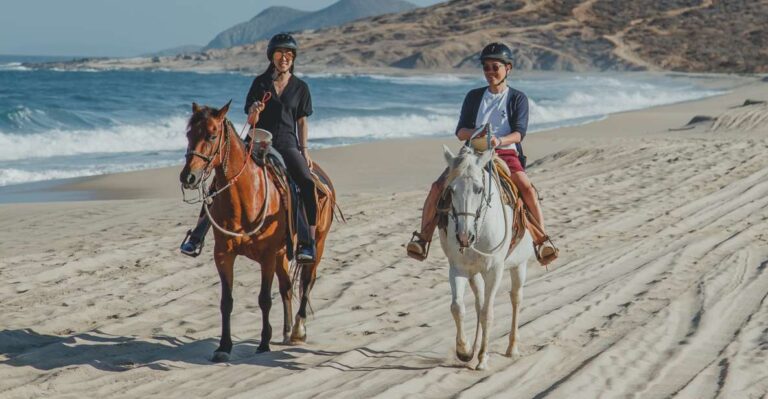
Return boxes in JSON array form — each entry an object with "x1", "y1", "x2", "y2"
[{"x1": 455, "y1": 86, "x2": 529, "y2": 164}]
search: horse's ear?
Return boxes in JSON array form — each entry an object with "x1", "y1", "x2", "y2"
[
  {"x1": 443, "y1": 145, "x2": 455, "y2": 166},
  {"x1": 192, "y1": 102, "x2": 201, "y2": 114},
  {"x1": 214, "y1": 100, "x2": 232, "y2": 120},
  {"x1": 478, "y1": 149, "x2": 494, "y2": 166}
]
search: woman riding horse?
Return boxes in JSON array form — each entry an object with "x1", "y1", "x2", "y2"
[
  {"x1": 407, "y1": 42, "x2": 559, "y2": 266},
  {"x1": 181, "y1": 33, "x2": 319, "y2": 262}
]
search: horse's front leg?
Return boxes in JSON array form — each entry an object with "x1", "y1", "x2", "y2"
[
  {"x1": 506, "y1": 263, "x2": 526, "y2": 358},
  {"x1": 212, "y1": 251, "x2": 236, "y2": 363},
  {"x1": 257, "y1": 256, "x2": 276, "y2": 353},
  {"x1": 468, "y1": 273, "x2": 484, "y2": 361},
  {"x1": 477, "y1": 266, "x2": 503, "y2": 371},
  {"x1": 450, "y1": 266, "x2": 472, "y2": 363},
  {"x1": 275, "y1": 252, "x2": 293, "y2": 344}
]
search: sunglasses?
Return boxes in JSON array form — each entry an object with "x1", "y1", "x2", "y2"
[
  {"x1": 273, "y1": 50, "x2": 294, "y2": 60},
  {"x1": 482, "y1": 63, "x2": 505, "y2": 72}
]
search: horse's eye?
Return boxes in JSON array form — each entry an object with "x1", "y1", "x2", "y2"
[
  {"x1": 473, "y1": 186, "x2": 483, "y2": 194},
  {"x1": 207, "y1": 135, "x2": 218, "y2": 142}
]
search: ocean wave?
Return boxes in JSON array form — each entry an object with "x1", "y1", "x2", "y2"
[
  {"x1": 529, "y1": 86, "x2": 723, "y2": 126},
  {"x1": 0, "y1": 116, "x2": 190, "y2": 161},
  {"x1": 298, "y1": 72, "x2": 475, "y2": 86},
  {"x1": 311, "y1": 113, "x2": 456, "y2": 140},
  {"x1": 0, "y1": 160, "x2": 180, "y2": 187},
  {"x1": 0, "y1": 62, "x2": 31, "y2": 72},
  {"x1": 364, "y1": 74, "x2": 475, "y2": 86}
]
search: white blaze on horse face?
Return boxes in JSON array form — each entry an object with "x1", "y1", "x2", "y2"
[{"x1": 450, "y1": 175, "x2": 483, "y2": 247}]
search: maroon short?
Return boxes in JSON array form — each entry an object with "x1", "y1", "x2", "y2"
[{"x1": 495, "y1": 149, "x2": 524, "y2": 173}]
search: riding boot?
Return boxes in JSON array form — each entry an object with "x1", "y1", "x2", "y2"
[
  {"x1": 407, "y1": 170, "x2": 448, "y2": 261},
  {"x1": 180, "y1": 213, "x2": 211, "y2": 257},
  {"x1": 297, "y1": 237, "x2": 316, "y2": 264}
]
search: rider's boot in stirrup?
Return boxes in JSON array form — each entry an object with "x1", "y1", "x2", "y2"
[
  {"x1": 180, "y1": 217, "x2": 211, "y2": 257},
  {"x1": 406, "y1": 232, "x2": 430, "y2": 261},
  {"x1": 297, "y1": 238, "x2": 316, "y2": 264}
]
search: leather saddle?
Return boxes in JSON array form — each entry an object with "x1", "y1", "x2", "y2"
[{"x1": 246, "y1": 128, "x2": 331, "y2": 260}]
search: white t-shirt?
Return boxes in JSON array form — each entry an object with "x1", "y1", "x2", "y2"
[{"x1": 475, "y1": 87, "x2": 515, "y2": 151}]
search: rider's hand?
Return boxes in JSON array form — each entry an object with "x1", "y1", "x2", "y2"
[
  {"x1": 490, "y1": 136, "x2": 500, "y2": 148},
  {"x1": 247, "y1": 101, "x2": 266, "y2": 125}
]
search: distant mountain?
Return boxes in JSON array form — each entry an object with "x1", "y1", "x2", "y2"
[
  {"x1": 280, "y1": 0, "x2": 417, "y2": 33},
  {"x1": 204, "y1": 0, "x2": 417, "y2": 50},
  {"x1": 205, "y1": 7, "x2": 309, "y2": 50},
  {"x1": 143, "y1": 45, "x2": 203, "y2": 57}
]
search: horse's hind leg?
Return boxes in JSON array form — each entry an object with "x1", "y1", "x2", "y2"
[
  {"x1": 212, "y1": 251, "x2": 236, "y2": 363},
  {"x1": 290, "y1": 201, "x2": 329, "y2": 344},
  {"x1": 257, "y1": 256, "x2": 276, "y2": 353},
  {"x1": 275, "y1": 253, "x2": 293, "y2": 344},
  {"x1": 290, "y1": 260, "x2": 315, "y2": 344},
  {"x1": 506, "y1": 263, "x2": 526, "y2": 358},
  {"x1": 450, "y1": 266, "x2": 472, "y2": 363}
]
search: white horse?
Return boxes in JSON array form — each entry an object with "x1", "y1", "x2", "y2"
[{"x1": 438, "y1": 145, "x2": 534, "y2": 370}]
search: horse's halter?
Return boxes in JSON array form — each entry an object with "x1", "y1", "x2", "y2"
[
  {"x1": 449, "y1": 174, "x2": 491, "y2": 251},
  {"x1": 185, "y1": 117, "x2": 229, "y2": 183}
]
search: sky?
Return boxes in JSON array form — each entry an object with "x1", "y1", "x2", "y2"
[{"x1": 0, "y1": 0, "x2": 444, "y2": 57}]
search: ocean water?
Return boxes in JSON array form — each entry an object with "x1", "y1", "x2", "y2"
[{"x1": 0, "y1": 58, "x2": 724, "y2": 187}]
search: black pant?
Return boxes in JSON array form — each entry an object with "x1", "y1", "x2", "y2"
[{"x1": 275, "y1": 146, "x2": 317, "y2": 226}]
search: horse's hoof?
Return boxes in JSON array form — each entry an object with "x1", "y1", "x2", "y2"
[
  {"x1": 456, "y1": 350, "x2": 473, "y2": 362},
  {"x1": 256, "y1": 345, "x2": 271, "y2": 353},
  {"x1": 211, "y1": 351, "x2": 230, "y2": 363},
  {"x1": 290, "y1": 331, "x2": 306, "y2": 345},
  {"x1": 475, "y1": 361, "x2": 489, "y2": 371},
  {"x1": 505, "y1": 347, "x2": 520, "y2": 358}
]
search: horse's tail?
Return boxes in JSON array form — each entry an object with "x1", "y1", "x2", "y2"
[{"x1": 311, "y1": 164, "x2": 346, "y2": 224}]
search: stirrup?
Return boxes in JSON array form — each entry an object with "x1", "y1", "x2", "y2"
[
  {"x1": 406, "y1": 231, "x2": 430, "y2": 261},
  {"x1": 180, "y1": 230, "x2": 203, "y2": 258},
  {"x1": 534, "y1": 236, "x2": 559, "y2": 267},
  {"x1": 296, "y1": 243, "x2": 316, "y2": 265}
]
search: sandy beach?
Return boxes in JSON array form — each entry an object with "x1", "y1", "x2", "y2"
[{"x1": 1, "y1": 77, "x2": 767, "y2": 398}]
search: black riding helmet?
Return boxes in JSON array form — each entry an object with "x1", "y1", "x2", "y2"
[
  {"x1": 267, "y1": 33, "x2": 298, "y2": 61},
  {"x1": 480, "y1": 42, "x2": 514, "y2": 65}
]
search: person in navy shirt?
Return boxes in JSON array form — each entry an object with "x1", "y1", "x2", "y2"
[{"x1": 407, "y1": 43, "x2": 558, "y2": 266}]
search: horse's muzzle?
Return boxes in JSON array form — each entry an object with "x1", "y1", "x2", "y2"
[
  {"x1": 180, "y1": 168, "x2": 203, "y2": 189},
  {"x1": 456, "y1": 232, "x2": 475, "y2": 249}
]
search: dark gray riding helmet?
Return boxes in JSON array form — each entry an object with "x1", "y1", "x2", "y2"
[
  {"x1": 480, "y1": 42, "x2": 514, "y2": 64},
  {"x1": 267, "y1": 33, "x2": 299, "y2": 60}
]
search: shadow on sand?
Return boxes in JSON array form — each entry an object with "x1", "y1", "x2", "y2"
[{"x1": 0, "y1": 328, "x2": 339, "y2": 372}]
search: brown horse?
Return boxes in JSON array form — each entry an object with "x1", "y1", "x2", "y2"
[{"x1": 180, "y1": 101, "x2": 336, "y2": 362}]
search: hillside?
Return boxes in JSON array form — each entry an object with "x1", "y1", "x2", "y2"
[
  {"x1": 204, "y1": 0, "x2": 417, "y2": 50},
  {"x1": 31, "y1": 0, "x2": 768, "y2": 73}
]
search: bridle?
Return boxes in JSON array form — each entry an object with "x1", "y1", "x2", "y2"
[
  {"x1": 181, "y1": 94, "x2": 274, "y2": 237},
  {"x1": 447, "y1": 153, "x2": 510, "y2": 257}
]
